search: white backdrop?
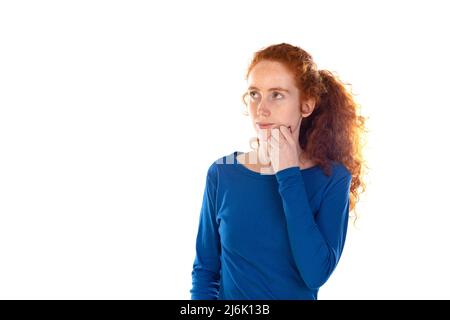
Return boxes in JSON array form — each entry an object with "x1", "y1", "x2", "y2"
[{"x1": 1, "y1": 0, "x2": 449, "y2": 299}]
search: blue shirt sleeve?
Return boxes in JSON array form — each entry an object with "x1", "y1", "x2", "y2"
[
  {"x1": 275, "y1": 165, "x2": 352, "y2": 290},
  {"x1": 190, "y1": 163, "x2": 221, "y2": 299}
]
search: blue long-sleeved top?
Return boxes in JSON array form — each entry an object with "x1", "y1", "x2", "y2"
[{"x1": 190, "y1": 151, "x2": 352, "y2": 300}]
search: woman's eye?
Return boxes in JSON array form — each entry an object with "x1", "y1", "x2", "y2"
[
  {"x1": 249, "y1": 91, "x2": 258, "y2": 98},
  {"x1": 248, "y1": 91, "x2": 283, "y2": 100},
  {"x1": 273, "y1": 92, "x2": 283, "y2": 99}
]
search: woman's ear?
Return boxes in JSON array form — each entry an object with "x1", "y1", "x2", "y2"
[{"x1": 300, "y1": 98, "x2": 316, "y2": 118}]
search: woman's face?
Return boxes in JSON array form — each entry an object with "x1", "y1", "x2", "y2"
[{"x1": 246, "y1": 60, "x2": 304, "y2": 138}]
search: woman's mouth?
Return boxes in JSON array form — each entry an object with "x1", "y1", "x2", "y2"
[{"x1": 256, "y1": 123, "x2": 274, "y2": 129}]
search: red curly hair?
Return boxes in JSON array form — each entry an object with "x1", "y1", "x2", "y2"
[{"x1": 242, "y1": 43, "x2": 368, "y2": 221}]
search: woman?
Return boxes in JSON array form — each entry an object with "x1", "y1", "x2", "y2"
[{"x1": 190, "y1": 43, "x2": 367, "y2": 300}]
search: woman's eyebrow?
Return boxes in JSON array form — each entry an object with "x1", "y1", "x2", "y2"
[{"x1": 248, "y1": 86, "x2": 290, "y2": 93}]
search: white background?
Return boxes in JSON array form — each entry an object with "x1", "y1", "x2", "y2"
[{"x1": 1, "y1": 0, "x2": 449, "y2": 299}]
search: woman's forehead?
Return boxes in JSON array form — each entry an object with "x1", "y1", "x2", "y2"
[{"x1": 248, "y1": 61, "x2": 295, "y2": 88}]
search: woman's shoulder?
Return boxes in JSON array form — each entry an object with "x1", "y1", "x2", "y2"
[
  {"x1": 330, "y1": 161, "x2": 352, "y2": 179},
  {"x1": 207, "y1": 151, "x2": 239, "y2": 168},
  {"x1": 323, "y1": 161, "x2": 352, "y2": 192},
  {"x1": 205, "y1": 151, "x2": 238, "y2": 176}
]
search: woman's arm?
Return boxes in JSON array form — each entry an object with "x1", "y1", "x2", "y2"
[
  {"x1": 190, "y1": 163, "x2": 221, "y2": 299},
  {"x1": 275, "y1": 165, "x2": 352, "y2": 290}
]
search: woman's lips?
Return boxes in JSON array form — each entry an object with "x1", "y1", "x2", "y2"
[{"x1": 257, "y1": 123, "x2": 274, "y2": 129}]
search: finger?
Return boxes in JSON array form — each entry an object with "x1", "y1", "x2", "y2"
[
  {"x1": 270, "y1": 128, "x2": 280, "y2": 143},
  {"x1": 268, "y1": 132, "x2": 283, "y2": 148},
  {"x1": 268, "y1": 138, "x2": 278, "y2": 154},
  {"x1": 280, "y1": 126, "x2": 295, "y2": 144},
  {"x1": 276, "y1": 128, "x2": 289, "y2": 148},
  {"x1": 269, "y1": 132, "x2": 283, "y2": 152},
  {"x1": 271, "y1": 128, "x2": 286, "y2": 143},
  {"x1": 267, "y1": 139, "x2": 280, "y2": 162}
]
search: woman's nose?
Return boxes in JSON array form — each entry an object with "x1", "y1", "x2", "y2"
[{"x1": 256, "y1": 100, "x2": 270, "y2": 117}]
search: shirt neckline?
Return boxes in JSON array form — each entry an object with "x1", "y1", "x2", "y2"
[{"x1": 233, "y1": 151, "x2": 320, "y2": 179}]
